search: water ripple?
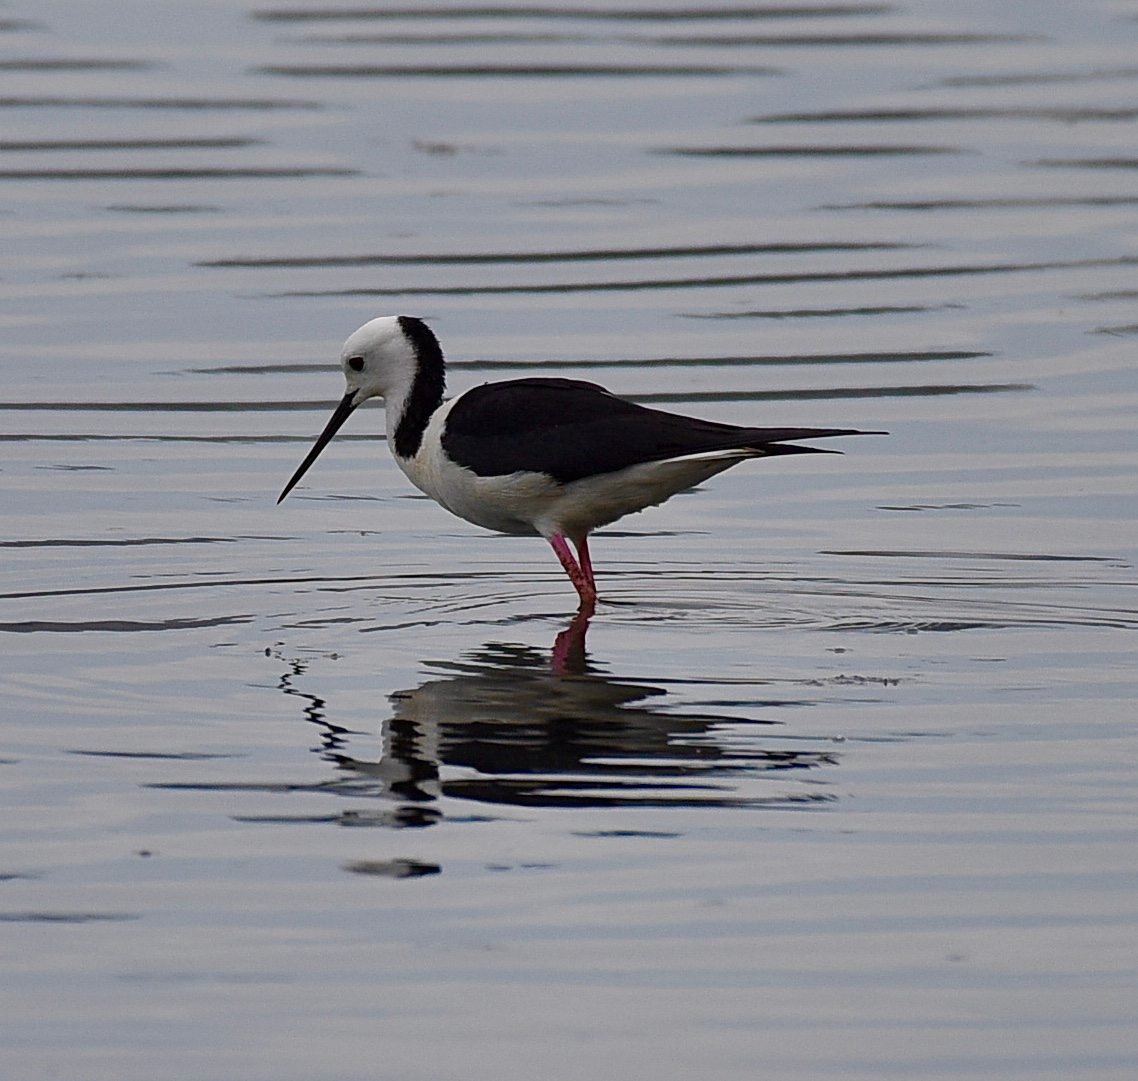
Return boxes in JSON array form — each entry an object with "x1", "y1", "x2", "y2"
[
  {"x1": 0, "y1": 95, "x2": 322, "y2": 110},
  {"x1": 252, "y1": 5, "x2": 893, "y2": 23},
  {"x1": 273, "y1": 255, "x2": 1138, "y2": 297},
  {"x1": 256, "y1": 63, "x2": 779, "y2": 78},
  {"x1": 0, "y1": 166, "x2": 355, "y2": 180},
  {"x1": 0, "y1": 137, "x2": 262, "y2": 151},
  {"x1": 200, "y1": 240, "x2": 913, "y2": 269},
  {"x1": 754, "y1": 106, "x2": 1138, "y2": 123},
  {"x1": 659, "y1": 144, "x2": 960, "y2": 157}
]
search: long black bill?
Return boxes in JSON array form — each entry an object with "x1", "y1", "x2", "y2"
[{"x1": 277, "y1": 390, "x2": 359, "y2": 503}]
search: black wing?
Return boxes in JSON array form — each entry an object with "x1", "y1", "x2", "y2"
[{"x1": 442, "y1": 378, "x2": 873, "y2": 484}]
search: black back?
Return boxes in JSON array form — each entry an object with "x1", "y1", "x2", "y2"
[{"x1": 441, "y1": 377, "x2": 867, "y2": 484}]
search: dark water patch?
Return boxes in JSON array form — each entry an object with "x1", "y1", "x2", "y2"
[
  {"x1": 0, "y1": 137, "x2": 262, "y2": 151},
  {"x1": 0, "y1": 616, "x2": 254, "y2": 634},
  {"x1": 754, "y1": 106, "x2": 1138, "y2": 123},
  {"x1": 343, "y1": 859, "x2": 440, "y2": 878},
  {"x1": 659, "y1": 144, "x2": 959, "y2": 157},
  {"x1": 199, "y1": 239, "x2": 913, "y2": 268},
  {"x1": 255, "y1": 63, "x2": 779, "y2": 77},
  {"x1": 0, "y1": 166, "x2": 356, "y2": 180},
  {"x1": 253, "y1": 5, "x2": 893, "y2": 23}
]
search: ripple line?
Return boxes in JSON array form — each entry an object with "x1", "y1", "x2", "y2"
[
  {"x1": 0, "y1": 58, "x2": 149, "y2": 71},
  {"x1": 252, "y1": 5, "x2": 891, "y2": 23},
  {"x1": 255, "y1": 63, "x2": 778, "y2": 77},
  {"x1": 0, "y1": 96, "x2": 322, "y2": 110},
  {"x1": 200, "y1": 240, "x2": 913, "y2": 269},
  {"x1": 0, "y1": 166, "x2": 355, "y2": 180},
  {"x1": 660, "y1": 143, "x2": 959, "y2": 156},
  {"x1": 0, "y1": 912, "x2": 139, "y2": 923},
  {"x1": 273, "y1": 255, "x2": 1137, "y2": 297},
  {"x1": 660, "y1": 32, "x2": 1036, "y2": 46},
  {"x1": 0, "y1": 536, "x2": 265, "y2": 548},
  {"x1": 0, "y1": 616, "x2": 253, "y2": 633},
  {"x1": 0, "y1": 137, "x2": 262, "y2": 151},
  {"x1": 754, "y1": 105, "x2": 1138, "y2": 123},
  {"x1": 636, "y1": 383, "x2": 1031, "y2": 403},
  {"x1": 824, "y1": 196, "x2": 1138, "y2": 210}
]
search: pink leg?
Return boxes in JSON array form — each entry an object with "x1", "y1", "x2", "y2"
[
  {"x1": 549, "y1": 534, "x2": 597, "y2": 612},
  {"x1": 576, "y1": 536, "x2": 596, "y2": 596}
]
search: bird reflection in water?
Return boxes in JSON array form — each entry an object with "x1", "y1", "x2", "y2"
[{"x1": 276, "y1": 611, "x2": 838, "y2": 825}]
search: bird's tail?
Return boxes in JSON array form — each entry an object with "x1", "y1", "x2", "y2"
[{"x1": 746, "y1": 427, "x2": 886, "y2": 456}]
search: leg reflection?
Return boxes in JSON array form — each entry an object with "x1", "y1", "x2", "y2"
[{"x1": 551, "y1": 608, "x2": 592, "y2": 675}]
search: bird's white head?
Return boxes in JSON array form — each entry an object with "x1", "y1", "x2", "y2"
[
  {"x1": 339, "y1": 315, "x2": 419, "y2": 405},
  {"x1": 278, "y1": 314, "x2": 446, "y2": 502}
]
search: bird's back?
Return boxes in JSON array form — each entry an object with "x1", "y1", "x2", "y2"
[{"x1": 442, "y1": 377, "x2": 867, "y2": 485}]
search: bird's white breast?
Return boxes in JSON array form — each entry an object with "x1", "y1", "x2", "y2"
[{"x1": 389, "y1": 398, "x2": 554, "y2": 536}]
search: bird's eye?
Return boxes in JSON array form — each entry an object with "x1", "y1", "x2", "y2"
[{"x1": 347, "y1": 356, "x2": 364, "y2": 372}]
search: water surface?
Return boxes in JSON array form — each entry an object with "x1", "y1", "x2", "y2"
[{"x1": 2, "y1": 3, "x2": 1136, "y2": 1080}]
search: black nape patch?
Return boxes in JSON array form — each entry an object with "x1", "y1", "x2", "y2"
[{"x1": 393, "y1": 315, "x2": 446, "y2": 459}]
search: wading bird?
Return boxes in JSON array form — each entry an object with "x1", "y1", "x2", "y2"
[{"x1": 279, "y1": 316, "x2": 881, "y2": 611}]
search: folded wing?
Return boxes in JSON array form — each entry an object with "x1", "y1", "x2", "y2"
[{"x1": 442, "y1": 378, "x2": 874, "y2": 485}]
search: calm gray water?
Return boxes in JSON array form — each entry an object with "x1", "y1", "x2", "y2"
[{"x1": 2, "y1": 2, "x2": 1137, "y2": 1079}]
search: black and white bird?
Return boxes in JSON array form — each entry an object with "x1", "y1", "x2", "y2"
[{"x1": 279, "y1": 316, "x2": 881, "y2": 611}]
